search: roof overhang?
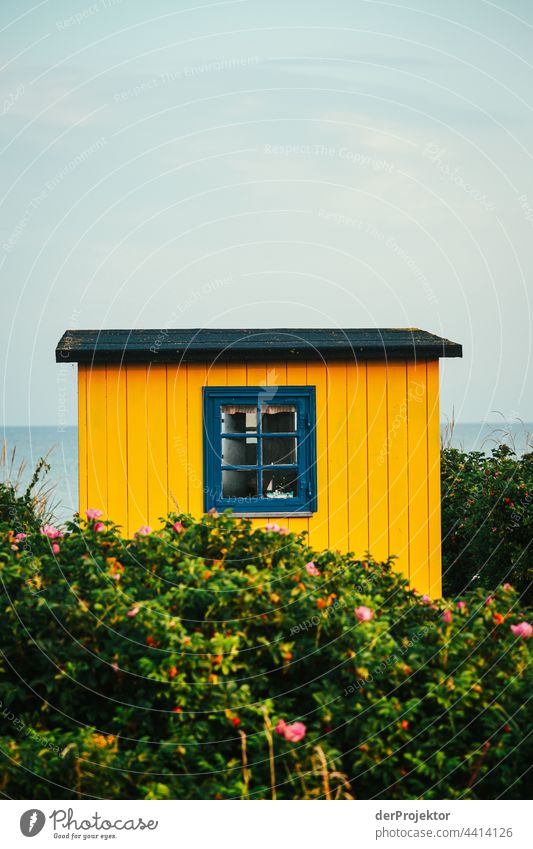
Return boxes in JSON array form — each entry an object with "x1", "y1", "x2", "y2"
[{"x1": 55, "y1": 328, "x2": 463, "y2": 364}]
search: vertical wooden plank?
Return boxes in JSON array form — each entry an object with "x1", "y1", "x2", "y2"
[
  {"x1": 126, "y1": 365, "x2": 148, "y2": 536},
  {"x1": 366, "y1": 363, "x2": 389, "y2": 563},
  {"x1": 86, "y1": 365, "x2": 108, "y2": 517},
  {"x1": 246, "y1": 363, "x2": 267, "y2": 530},
  {"x1": 347, "y1": 361, "x2": 368, "y2": 558},
  {"x1": 187, "y1": 363, "x2": 208, "y2": 517},
  {"x1": 167, "y1": 364, "x2": 188, "y2": 516},
  {"x1": 386, "y1": 362, "x2": 409, "y2": 579},
  {"x1": 267, "y1": 361, "x2": 286, "y2": 386},
  {"x1": 265, "y1": 361, "x2": 286, "y2": 393},
  {"x1": 306, "y1": 362, "x2": 328, "y2": 552},
  {"x1": 246, "y1": 362, "x2": 267, "y2": 387},
  {"x1": 285, "y1": 362, "x2": 306, "y2": 387},
  {"x1": 326, "y1": 362, "x2": 349, "y2": 550},
  {"x1": 208, "y1": 362, "x2": 227, "y2": 387},
  {"x1": 427, "y1": 360, "x2": 442, "y2": 598},
  {"x1": 77, "y1": 365, "x2": 88, "y2": 519},
  {"x1": 286, "y1": 362, "x2": 309, "y2": 539},
  {"x1": 225, "y1": 363, "x2": 247, "y2": 386},
  {"x1": 407, "y1": 361, "x2": 430, "y2": 595},
  {"x1": 106, "y1": 365, "x2": 128, "y2": 533},
  {"x1": 147, "y1": 365, "x2": 168, "y2": 529}
]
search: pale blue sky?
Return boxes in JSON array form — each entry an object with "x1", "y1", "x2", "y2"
[{"x1": 1, "y1": 0, "x2": 532, "y2": 425}]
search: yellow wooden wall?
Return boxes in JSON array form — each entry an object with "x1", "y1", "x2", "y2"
[{"x1": 78, "y1": 358, "x2": 441, "y2": 596}]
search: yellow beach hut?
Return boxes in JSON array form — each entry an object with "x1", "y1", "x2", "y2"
[{"x1": 56, "y1": 328, "x2": 462, "y2": 597}]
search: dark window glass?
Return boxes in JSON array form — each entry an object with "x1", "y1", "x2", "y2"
[
  {"x1": 222, "y1": 470, "x2": 257, "y2": 498},
  {"x1": 222, "y1": 437, "x2": 258, "y2": 466},
  {"x1": 222, "y1": 406, "x2": 257, "y2": 433},
  {"x1": 262, "y1": 469, "x2": 298, "y2": 499},
  {"x1": 263, "y1": 437, "x2": 297, "y2": 465},
  {"x1": 262, "y1": 405, "x2": 297, "y2": 433}
]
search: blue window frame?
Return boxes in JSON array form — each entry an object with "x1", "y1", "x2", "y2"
[{"x1": 203, "y1": 385, "x2": 317, "y2": 515}]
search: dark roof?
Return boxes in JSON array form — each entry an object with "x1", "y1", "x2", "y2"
[{"x1": 56, "y1": 328, "x2": 462, "y2": 364}]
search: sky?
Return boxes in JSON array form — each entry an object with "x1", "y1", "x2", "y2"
[{"x1": 1, "y1": 0, "x2": 532, "y2": 426}]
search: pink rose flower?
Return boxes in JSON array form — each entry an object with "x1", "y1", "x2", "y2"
[
  {"x1": 305, "y1": 562, "x2": 320, "y2": 576},
  {"x1": 135, "y1": 526, "x2": 152, "y2": 537},
  {"x1": 111, "y1": 662, "x2": 119, "y2": 672},
  {"x1": 41, "y1": 524, "x2": 63, "y2": 539},
  {"x1": 442, "y1": 609, "x2": 453, "y2": 624},
  {"x1": 457, "y1": 601, "x2": 466, "y2": 610},
  {"x1": 15, "y1": 533, "x2": 27, "y2": 541},
  {"x1": 502, "y1": 583, "x2": 513, "y2": 591},
  {"x1": 127, "y1": 607, "x2": 140, "y2": 617},
  {"x1": 510, "y1": 622, "x2": 532, "y2": 639},
  {"x1": 173, "y1": 521, "x2": 184, "y2": 533},
  {"x1": 421, "y1": 594, "x2": 432, "y2": 605},
  {"x1": 355, "y1": 606, "x2": 374, "y2": 622},
  {"x1": 52, "y1": 543, "x2": 60, "y2": 555},
  {"x1": 93, "y1": 522, "x2": 105, "y2": 532},
  {"x1": 275, "y1": 718, "x2": 307, "y2": 742},
  {"x1": 278, "y1": 527, "x2": 289, "y2": 535},
  {"x1": 86, "y1": 508, "x2": 103, "y2": 520},
  {"x1": 485, "y1": 596, "x2": 493, "y2": 605},
  {"x1": 264, "y1": 523, "x2": 281, "y2": 532},
  {"x1": 283, "y1": 722, "x2": 307, "y2": 743}
]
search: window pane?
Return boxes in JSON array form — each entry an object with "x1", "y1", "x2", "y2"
[
  {"x1": 222, "y1": 437, "x2": 257, "y2": 466},
  {"x1": 222, "y1": 470, "x2": 257, "y2": 498},
  {"x1": 262, "y1": 469, "x2": 298, "y2": 499},
  {"x1": 222, "y1": 406, "x2": 257, "y2": 433},
  {"x1": 262, "y1": 405, "x2": 297, "y2": 433},
  {"x1": 262, "y1": 437, "x2": 297, "y2": 465}
]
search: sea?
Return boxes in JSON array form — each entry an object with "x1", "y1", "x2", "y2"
[{"x1": 1, "y1": 422, "x2": 532, "y2": 524}]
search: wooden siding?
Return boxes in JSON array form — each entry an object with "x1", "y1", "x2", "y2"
[{"x1": 78, "y1": 359, "x2": 441, "y2": 594}]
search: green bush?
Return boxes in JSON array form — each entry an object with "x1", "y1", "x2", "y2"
[
  {"x1": 0, "y1": 510, "x2": 531, "y2": 799},
  {"x1": 0, "y1": 455, "x2": 53, "y2": 535},
  {"x1": 442, "y1": 445, "x2": 533, "y2": 603}
]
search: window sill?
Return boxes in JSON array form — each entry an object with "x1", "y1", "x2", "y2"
[{"x1": 229, "y1": 511, "x2": 314, "y2": 518}]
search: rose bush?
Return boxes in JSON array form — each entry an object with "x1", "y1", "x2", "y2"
[
  {"x1": 441, "y1": 445, "x2": 533, "y2": 603},
  {"x1": 0, "y1": 507, "x2": 531, "y2": 800}
]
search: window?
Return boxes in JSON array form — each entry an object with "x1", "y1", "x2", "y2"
[{"x1": 203, "y1": 386, "x2": 317, "y2": 514}]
